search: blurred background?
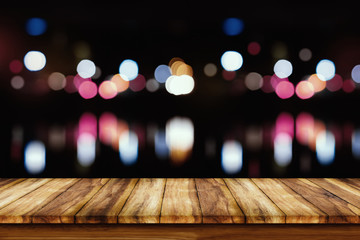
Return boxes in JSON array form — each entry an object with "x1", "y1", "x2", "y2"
[{"x1": 1, "y1": 4, "x2": 360, "y2": 177}]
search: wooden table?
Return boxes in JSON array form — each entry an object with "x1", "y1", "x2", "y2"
[{"x1": 0, "y1": 178, "x2": 360, "y2": 239}]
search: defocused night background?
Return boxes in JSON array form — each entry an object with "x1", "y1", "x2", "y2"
[{"x1": 1, "y1": 4, "x2": 360, "y2": 177}]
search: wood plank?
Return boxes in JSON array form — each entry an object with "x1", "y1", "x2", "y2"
[
  {"x1": 309, "y1": 178, "x2": 360, "y2": 208},
  {"x1": 160, "y1": 178, "x2": 201, "y2": 223},
  {"x1": 32, "y1": 178, "x2": 109, "y2": 224},
  {"x1": 76, "y1": 178, "x2": 138, "y2": 224},
  {"x1": 195, "y1": 178, "x2": 244, "y2": 223},
  {"x1": 0, "y1": 178, "x2": 51, "y2": 210},
  {"x1": 281, "y1": 178, "x2": 360, "y2": 223},
  {"x1": 0, "y1": 179, "x2": 25, "y2": 191},
  {"x1": 2, "y1": 225, "x2": 360, "y2": 240},
  {"x1": 0, "y1": 178, "x2": 78, "y2": 223},
  {"x1": 339, "y1": 178, "x2": 360, "y2": 190},
  {"x1": 224, "y1": 178, "x2": 285, "y2": 223},
  {"x1": 253, "y1": 178, "x2": 327, "y2": 223},
  {"x1": 118, "y1": 178, "x2": 166, "y2": 223}
]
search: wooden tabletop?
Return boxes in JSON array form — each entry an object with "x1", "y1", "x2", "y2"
[{"x1": 0, "y1": 178, "x2": 359, "y2": 224}]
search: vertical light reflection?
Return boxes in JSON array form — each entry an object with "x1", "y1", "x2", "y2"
[
  {"x1": 77, "y1": 133, "x2": 96, "y2": 167},
  {"x1": 24, "y1": 141, "x2": 46, "y2": 174},
  {"x1": 119, "y1": 130, "x2": 138, "y2": 166},
  {"x1": 154, "y1": 129, "x2": 169, "y2": 159},
  {"x1": 165, "y1": 117, "x2": 194, "y2": 165},
  {"x1": 316, "y1": 130, "x2": 335, "y2": 165},
  {"x1": 221, "y1": 140, "x2": 243, "y2": 174},
  {"x1": 78, "y1": 112, "x2": 97, "y2": 138},
  {"x1": 274, "y1": 133, "x2": 292, "y2": 167},
  {"x1": 352, "y1": 129, "x2": 360, "y2": 159},
  {"x1": 275, "y1": 112, "x2": 294, "y2": 139}
]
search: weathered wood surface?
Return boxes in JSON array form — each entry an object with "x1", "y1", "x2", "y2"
[{"x1": 0, "y1": 178, "x2": 359, "y2": 224}]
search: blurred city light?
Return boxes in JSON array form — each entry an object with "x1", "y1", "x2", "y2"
[
  {"x1": 154, "y1": 64, "x2": 172, "y2": 83},
  {"x1": 351, "y1": 65, "x2": 360, "y2": 83},
  {"x1": 273, "y1": 59, "x2": 293, "y2": 78},
  {"x1": 221, "y1": 140, "x2": 243, "y2": 174},
  {"x1": 298, "y1": 48, "x2": 312, "y2": 62},
  {"x1": 223, "y1": 18, "x2": 244, "y2": 36},
  {"x1": 203, "y1": 63, "x2": 217, "y2": 77},
  {"x1": 77, "y1": 59, "x2": 96, "y2": 79},
  {"x1": 316, "y1": 130, "x2": 335, "y2": 165},
  {"x1": 119, "y1": 59, "x2": 138, "y2": 81},
  {"x1": 220, "y1": 51, "x2": 243, "y2": 71},
  {"x1": 24, "y1": 141, "x2": 46, "y2": 174},
  {"x1": 24, "y1": 51, "x2": 46, "y2": 71},
  {"x1": 78, "y1": 81, "x2": 97, "y2": 99},
  {"x1": 26, "y1": 18, "x2": 47, "y2": 36},
  {"x1": 99, "y1": 81, "x2": 117, "y2": 99},
  {"x1": 316, "y1": 59, "x2": 336, "y2": 81},
  {"x1": 77, "y1": 133, "x2": 96, "y2": 167},
  {"x1": 274, "y1": 133, "x2": 292, "y2": 167}
]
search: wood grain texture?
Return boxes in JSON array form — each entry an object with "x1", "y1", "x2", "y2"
[
  {"x1": 76, "y1": 178, "x2": 138, "y2": 224},
  {"x1": 0, "y1": 178, "x2": 51, "y2": 211},
  {"x1": 0, "y1": 178, "x2": 25, "y2": 191},
  {"x1": 195, "y1": 178, "x2": 244, "y2": 223},
  {"x1": 281, "y1": 178, "x2": 360, "y2": 223},
  {"x1": 0, "y1": 179, "x2": 78, "y2": 223},
  {"x1": 160, "y1": 178, "x2": 201, "y2": 223},
  {"x1": 118, "y1": 178, "x2": 166, "y2": 223},
  {"x1": 309, "y1": 178, "x2": 360, "y2": 209},
  {"x1": 3, "y1": 225, "x2": 360, "y2": 240},
  {"x1": 253, "y1": 178, "x2": 327, "y2": 223},
  {"x1": 224, "y1": 178, "x2": 285, "y2": 223},
  {"x1": 32, "y1": 178, "x2": 109, "y2": 224}
]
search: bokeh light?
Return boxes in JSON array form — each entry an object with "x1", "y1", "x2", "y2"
[
  {"x1": 295, "y1": 81, "x2": 314, "y2": 99},
  {"x1": 24, "y1": 140, "x2": 46, "y2": 174},
  {"x1": 154, "y1": 64, "x2": 171, "y2": 83},
  {"x1": 129, "y1": 74, "x2": 146, "y2": 92},
  {"x1": 274, "y1": 133, "x2": 292, "y2": 167},
  {"x1": 119, "y1": 59, "x2": 138, "y2": 81},
  {"x1": 111, "y1": 74, "x2": 129, "y2": 93},
  {"x1": 223, "y1": 18, "x2": 244, "y2": 36},
  {"x1": 307, "y1": 74, "x2": 326, "y2": 92},
  {"x1": 9, "y1": 59, "x2": 23, "y2": 73},
  {"x1": 99, "y1": 81, "x2": 117, "y2": 99},
  {"x1": 316, "y1": 59, "x2": 336, "y2": 81},
  {"x1": 247, "y1": 41, "x2": 261, "y2": 56},
  {"x1": 26, "y1": 18, "x2": 47, "y2": 36},
  {"x1": 222, "y1": 70, "x2": 236, "y2": 81},
  {"x1": 245, "y1": 72, "x2": 263, "y2": 90},
  {"x1": 203, "y1": 63, "x2": 217, "y2": 77},
  {"x1": 351, "y1": 65, "x2": 360, "y2": 83},
  {"x1": 275, "y1": 81, "x2": 294, "y2": 99},
  {"x1": 119, "y1": 130, "x2": 139, "y2": 166},
  {"x1": 145, "y1": 78, "x2": 160, "y2": 92},
  {"x1": 78, "y1": 81, "x2": 97, "y2": 99},
  {"x1": 48, "y1": 72, "x2": 66, "y2": 91},
  {"x1": 343, "y1": 79, "x2": 356, "y2": 93},
  {"x1": 77, "y1": 133, "x2": 96, "y2": 167},
  {"x1": 77, "y1": 59, "x2": 96, "y2": 79},
  {"x1": 221, "y1": 140, "x2": 243, "y2": 174},
  {"x1": 221, "y1": 51, "x2": 243, "y2": 71},
  {"x1": 261, "y1": 75, "x2": 274, "y2": 93},
  {"x1": 165, "y1": 75, "x2": 195, "y2": 95},
  {"x1": 316, "y1": 130, "x2": 335, "y2": 165},
  {"x1": 326, "y1": 74, "x2": 343, "y2": 92},
  {"x1": 10, "y1": 76, "x2": 25, "y2": 90},
  {"x1": 273, "y1": 59, "x2": 293, "y2": 78},
  {"x1": 24, "y1": 51, "x2": 46, "y2": 71},
  {"x1": 298, "y1": 48, "x2": 312, "y2": 62}
]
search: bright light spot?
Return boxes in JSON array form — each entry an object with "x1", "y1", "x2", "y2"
[
  {"x1": 203, "y1": 63, "x2": 217, "y2": 77},
  {"x1": 275, "y1": 81, "x2": 294, "y2": 99},
  {"x1": 119, "y1": 59, "x2": 138, "y2": 81},
  {"x1": 223, "y1": 18, "x2": 244, "y2": 36},
  {"x1": 296, "y1": 112, "x2": 314, "y2": 145},
  {"x1": 129, "y1": 74, "x2": 146, "y2": 92},
  {"x1": 274, "y1": 133, "x2": 292, "y2": 167},
  {"x1": 299, "y1": 48, "x2": 312, "y2": 62},
  {"x1": 276, "y1": 112, "x2": 294, "y2": 139},
  {"x1": 78, "y1": 112, "x2": 97, "y2": 138},
  {"x1": 26, "y1": 18, "x2": 47, "y2": 36},
  {"x1": 295, "y1": 81, "x2": 314, "y2": 99},
  {"x1": 24, "y1": 141, "x2": 46, "y2": 174},
  {"x1": 99, "y1": 81, "x2": 117, "y2": 99},
  {"x1": 48, "y1": 72, "x2": 66, "y2": 91},
  {"x1": 316, "y1": 130, "x2": 335, "y2": 165},
  {"x1": 154, "y1": 64, "x2": 172, "y2": 83},
  {"x1": 307, "y1": 74, "x2": 326, "y2": 92},
  {"x1": 273, "y1": 59, "x2": 293, "y2": 78},
  {"x1": 10, "y1": 76, "x2": 25, "y2": 90},
  {"x1": 220, "y1": 51, "x2": 243, "y2": 71},
  {"x1": 165, "y1": 75, "x2": 195, "y2": 95},
  {"x1": 221, "y1": 140, "x2": 243, "y2": 174},
  {"x1": 9, "y1": 59, "x2": 23, "y2": 73},
  {"x1": 119, "y1": 130, "x2": 138, "y2": 166},
  {"x1": 111, "y1": 74, "x2": 129, "y2": 93},
  {"x1": 326, "y1": 74, "x2": 343, "y2": 92},
  {"x1": 74, "y1": 74, "x2": 90, "y2": 90},
  {"x1": 245, "y1": 72, "x2": 263, "y2": 90},
  {"x1": 77, "y1": 59, "x2": 96, "y2": 79},
  {"x1": 146, "y1": 78, "x2": 160, "y2": 92},
  {"x1": 77, "y1": 133, "x2": 96, "y2": 167},
  {"x1": 352, "y1": 129, "x2": 360, "y2": 159},
  {"x1": 78, "y1": 81, "x2": 97, "y2": 99},
  {"x1": 166, "y1": 117, "x2": 194, "y2": 165},
  {"x1": 351, "y1": 65, "x2": 360, "y2": 83},
  {"x1": 316, "y1": 59, "x2": 336, "y2": 81},
  {"x1": 247, "y1": 41, "x2": 261, "y2": 55},
  {"x1": 24, "y1": 51, "x2": 46, "y2": 71}
]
